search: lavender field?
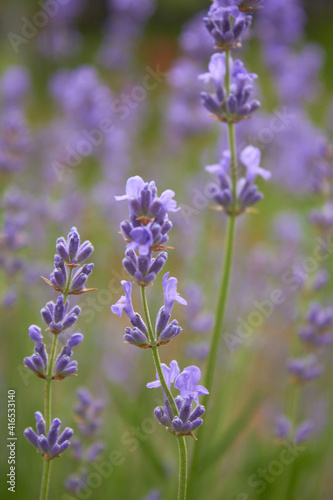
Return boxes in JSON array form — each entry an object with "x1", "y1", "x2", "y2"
[{"x1": 1, "y1": 1, "x2": 333, "y2": 499}]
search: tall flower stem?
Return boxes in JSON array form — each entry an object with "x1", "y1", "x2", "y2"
[
  {"x1": 140, "y1": 286, "x2": 188, "y2": 500},
  {"x1": 39, "y1": 268, "x2": 73, "y2": 500},
  {"x1": 189, "y1": 49, "x2": 238, "y2": 491}
]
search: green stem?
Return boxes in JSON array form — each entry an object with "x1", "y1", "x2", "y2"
[
  {"x1": 188, "y1": 48, "x2": 238, "y2": 495},
  {"x1": 177, "y1": 436, "x2": 188, "y2": 500},
  {"x1": 39, "y1": 267, "x2": 73, "y2": 500},
  {"x1": 140, "y1": 286, "x2": 187, "y2": 499},
  {"x1": 39, "y1": 460, "x2": 52, "y2": 500}
]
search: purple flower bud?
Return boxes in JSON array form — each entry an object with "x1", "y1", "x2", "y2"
[
  {"x1": 47, "y1": 418, "x2": 61, "y2": 447},
  {"x1": 29, "y1": 325, "x2": 42, "y2": 341},
  {"x1": 58, "y1": 427, "x2": 74, "y2": 444},
  {"x1": 38, "y1": 435, "x2": 49, "y2": 453},
  {"x1": 24, "y1": 427, "x2": 38, "y2": 447}
]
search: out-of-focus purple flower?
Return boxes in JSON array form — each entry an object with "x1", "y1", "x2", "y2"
[
  {"x1": 287, "y1": 355, "x2": 323, "y2": 382},
  {"x1": 0, "y1": 66, "x2": 30, "y2": 106},
  {"x1": 297, "y1": 303, "x2": 333, "y2": 348},
  {"x1": 174, "y1": 366, "x2": 209, "y2": 404},
  {"x1": 294, "y1": 421, "x2": 314, "y2": 444},
  {"x1": 142, "y1": 490, "x2": 161, "y2": 500},
  {"x1": 204, "y1": 1, "x2": 252, "y2": 51},
  {"x1": 240, "y1": 146, "x2": 271, "y2": 183},
  {"x1": 309, "y1": 203, "x2": 333, "y2": 231},
  {"x1": 24, "y1": 412, "x2": 73, "y2": 459},
  {"x1": 200, "y1": 54, "x2": 260, "y2": 122},
  {"x1": 74, "y1": 388, "x2": 105, "y2": 439},
  {"x1": 0, "y1": 110, "x2": 31, "y2": 173},
  {"x1": 274, "y1": 414, "x2": 291, "y2": 440},
  {"x1": 206, "y1": 146, "x2": 270, "y2": 215},
  {"x1": 179, "y1": 12, "x2": 213, "y2": 59}
]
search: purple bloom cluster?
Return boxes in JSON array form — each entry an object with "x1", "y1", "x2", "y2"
[
  {"x1": 297, "y1": 303, "x2": 333, "y2": 348},
  {"x1": 206, "y1": 145, "x2": 271, "y2": 214},
  {"x1": 115, "y1": 176, "x2": 179, "y2": 285},
  {"x1": 274, "y1": 414, "x2": 314, "y2": 444},
  {"x1": 24, "y1": 412, "x2": 73, "y2": 460},
  {"x1": 65, "y1": 389, "x2": 105, "y2": 494},
  {"x1": 47, "y1": 227, "x2": 95, "y2": 294},
  {"x1": 204, "y1": 1, "x2": 252, "y2": 51},
  {"x1": 147, "y1": 361, "x2": 208, "y2": 437},
  {"x1": 200, "y1": 54, "x2": 260, "y2": 123},
  {"x1": 287, "y1": 355, "x2": 323, "y2": 383},
  {"x1": 23, "y1": 326, "x2": 83, "y2": 380}
]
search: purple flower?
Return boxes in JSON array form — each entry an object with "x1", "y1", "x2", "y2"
[
  {"x1": 203, "y1": 1, "x2": 252, "y2": 51},
  {"x1": 162, "y1": 273, "x2": 187, "y2": 315},
  {"x1": 127, "y1": 227, "x2": 153, "y2": 256},
  {"x1": 56, "y1": 227, "x2": 94, "y2": 265},
  {"x1": 24, "y1": 413, "x2": 73, "y2": 459},
  {"x1": 111, "y1": 281, "x2": 136, "y2": 320},
  {"x1": 111, "y1": 281, "x2": 147, "y2": 332},
  {"x1": 23, "y1": 326, "x2": 48, "y2": 378},
  {"x1": 294, "y1": 421, "x2": 314, "y2": 444},
  {"x1": 274, "y1": 414, "x2": 291, "y2": 440},
  {"x1": 200, "y1": 55, "x2": 260, "y2": 123},
  {"x1": 174, "y1": 366, "x2": 209, "y2": 404},
  {"x1": 53, "y1": 333, "x2": 84, "y2": 379},
  {"x1": 147, "y1": 360, "x2": 180, "y2": 389},
  {"x1": 154, "y1": 395, "x2": 205, "y2": 436},
  {"x1": 116, "y1": 176, "x2": 180, "y2": 225},
  {"x1": 240, "y1": 146, "x2": 271, "y2": 183},
  {"x1": 287, "y1": 356, "x2": 323, "y2": 382},
  {"x1": 41, "y1": 296, "x2": 81, "y2": 334}
]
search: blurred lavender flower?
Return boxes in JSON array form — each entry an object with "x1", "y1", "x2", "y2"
[
  {"x1": 0, "y1": 110, "x2": 31, "y2": 173},
  {"x1": 24, "y1": 412, "x2": 73, "y2": 459},
  {"x1": 0, "y1": 66, "x2": 30, "y2": 108},
  {"x1": 204, "y1": 1, "x2": 252, "y2": 51},
  {"x1": 297, "y1": 303, "x2": 333, "y2": 348},
  {"x1": 206, "y1": 145, "x2": 270, "y2": 214},
  {"x1": 287, "y1": 355, "x2": 323, "y2": 382},
  {"x1": 65, "y1": 388, "x2": 104, "y2": 494},
  {"x1": 200, "y1": 54, "x2": 260, "y2": 122}
]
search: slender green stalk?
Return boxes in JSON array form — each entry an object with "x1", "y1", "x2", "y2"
[
  {"x1": 140, "y1": 286, "x2": 188, "y2": 500},
  {"x1": 177, "y1": 436, "x2": 188, "y2": 500},
  {"x1": 39, "y1": 267, "x2": 73, "y2": 500},
  {"x1": 188, "y1": 48, "x2": 238, "y2": 494}
]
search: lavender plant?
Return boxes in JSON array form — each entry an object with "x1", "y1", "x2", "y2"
[
  {"x1": 23, "y1": 227, "x2": 95, "y2": 500},
  {"x1": 189, "y1": 0, "x2": 271, "y2": 486},
  {"x1": 111, "y1": 176, "x2": 209, "y2": 499},
  {"x1": 65, "y1": 388, "x2": 105, "y2": 495}
]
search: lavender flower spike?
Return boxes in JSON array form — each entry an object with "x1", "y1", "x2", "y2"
[{"x1": 24, "y1": 412, "x2": 73, "y2": 459}]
